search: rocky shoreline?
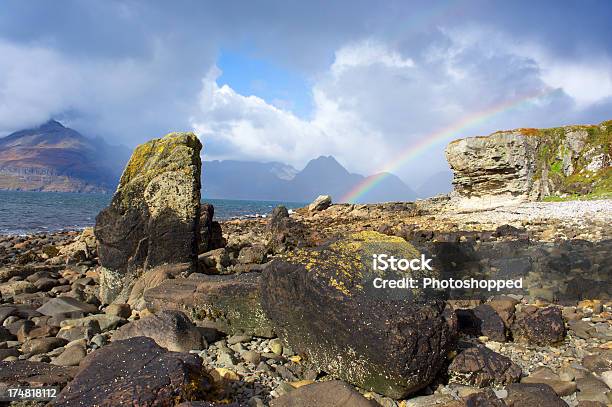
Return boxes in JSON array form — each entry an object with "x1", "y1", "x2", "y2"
[
  {"x1": 0, "y1": 126, "x2": 610, "y2": 407},
  {"x1": 0, "y1": 196, "x2": 610, "y2": 406}
]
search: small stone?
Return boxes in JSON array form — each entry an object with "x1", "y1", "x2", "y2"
[
  {"x1": 227, "y1": 334, "x2": 252, "y2": 345},
  {"x1": 104, "y1": 303, "x2": 131, "y2": 319},
  {"x1": 242, "y1": 350, "x2": 261, "y2": 365},
  {"x1": 308, "y1": 195, "x2": 332, "y2": 212},
  {"x1": 270, "y1": 338, "x2": 283, "y2": 355},
  {"x1": 21, "y1": 337, "x2": 68, "y2": 356},
  {"x1": 52, "y1": 344, "x2": 87, "y2": 366}
]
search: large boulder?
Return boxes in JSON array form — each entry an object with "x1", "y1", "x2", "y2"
[
  {"x1": 448, "y1": 345, "x2": 522, "y2": 387},
  {"x1": 144, "y1": 273, "x2": 275, "y2": 338},
  {"x1": 260, "y1": 231, "x2": 456, "y2": 399},
  {"x1": 511, "y1": 307, "x2": 566, "y2": 345},
  {"x1": 54, "y1": 337, "x2": 210, "y2": 406},
  {"x1": 94, "y1": 132, "x2": 202, "y2": 304},
  {"x1": 111, "y1": 310, "x2": 204, "y2": 352}
]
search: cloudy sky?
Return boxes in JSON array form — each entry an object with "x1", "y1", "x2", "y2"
[{"x1": 1, "y1": 0, "x2": 611, "y2": 187}]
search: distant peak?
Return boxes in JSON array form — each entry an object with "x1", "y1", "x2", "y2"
[{"x1": 38, "y1": 119, "x2": 65, "y2": 130}]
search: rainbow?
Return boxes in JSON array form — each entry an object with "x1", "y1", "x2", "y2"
[{"x1": 340, "y1": 88, "x2": 555, "y2": 203}]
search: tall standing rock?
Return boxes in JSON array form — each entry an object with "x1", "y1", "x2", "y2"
[{"x1": 94, "y1": 132, "x2": 202, "y2": 304}]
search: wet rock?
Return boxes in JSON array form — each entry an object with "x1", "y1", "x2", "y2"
[
  {"x1": 54, "y1": 337, "x2": 211, "y2": 407},
  {"x1": 504, "y1": 383, "x2": 568, "y2": 407},
  {"x1": 308, "y1": 195, "x2": 332, "y2": 212},
  {"x1": 112, "y1": 310, "x2": 204, "y2": 352},
  {"x1": 36, "y1": 297, "x2": 98, "y2": 316},
  {"x1": 261, "y1": 231, "x2": 456, "y2": 398},
  {"x1": 270, "y1": 380, "x2": 377, "y2": 407},
  {"x1": 511, "y1": 307, "x2": 566, "y2": 345},
  {"x1": 145, "y1": 273, "x2": 275, "y2": 338},
  {"x1": 95, "y1": 132, "x2": 202, "y2": 304},
  {"x1": 0, "y1": 360, "x2": 78, "y2": 387},
  {"x1": 449, "y1": 345, "x2": 522, "y2": 387},
  {"x1": 457, "y1": 304, "x2": 506, "y2": 342}
]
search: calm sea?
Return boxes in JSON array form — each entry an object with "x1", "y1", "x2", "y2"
[{"x1": 0, "y1": 190, "x2": 305, "y2": 235}]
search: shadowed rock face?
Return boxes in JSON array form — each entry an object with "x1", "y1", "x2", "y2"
[
  {"x1": 260, "y1": 231, "x2": 456, "y2": 399},
  {"x1": 94, "y1": 132, "x2": 202, "y2": 303}
]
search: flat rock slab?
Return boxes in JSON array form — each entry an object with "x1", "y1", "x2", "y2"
[
  {"x1": 37, "y1": 297, "x2": 98, "y2": 316},
  {"x1": 270, "y1": 380, "x2": 377, "y2": 407},
  {"x1": 0, "y1": 360, "x2": 78, "y2": 387},
  {"x1": 111, "y1": 310, "x2": 203, "y2": 352},
  {"x1": 55, "y1": 337, "x2": 210, "y2": 407},
  {"x1": 144, "y1": 273, "x2": 274, "y2": 338},
  {"x1": 505, "y1": 383, "x2": 568, "y2": 407}
]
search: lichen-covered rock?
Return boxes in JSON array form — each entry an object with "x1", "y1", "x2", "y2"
[
  {"x1": 111, "y1": 310, "x2": 204, "y2": 352},
  {"x1": 448, "y1": 345, "x2": 522, "y2": 387},
  {"x1": 445, "y1": 121, "x2": 611, "y2": 209},
  {"x1": 54, "y1": 337, "x2": 210, "y2": 407},
  {"x1": 511, "y1": 307, "x2": 566, "y2": 345},
  {"x1": 94, "y1": 132, "x2": 202, "y2": 304},
  {"x1": 144, "y1": 273, "x2": 274, "y2": 338},
  {"x1": 260, "y1": 231, "x2": 456, "y2": 399}
]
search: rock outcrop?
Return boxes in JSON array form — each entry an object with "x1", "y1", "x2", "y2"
[
  {"x1": 94, "y1": 132, "x2": 202, "y2": 304},
  {"x1": 445, "y1": 120, "x2": 611, "y2": 208},
  {"x1": 260, "y1": 231, "x2": 456, "y2": 399}
]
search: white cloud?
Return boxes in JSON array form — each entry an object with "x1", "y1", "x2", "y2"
[{"x1": 192, "y1": 28, "x2": 600, "y2": 181}]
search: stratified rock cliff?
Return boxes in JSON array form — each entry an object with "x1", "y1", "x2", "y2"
[{"x1": 445, "y1": 120, "x2": 611, "y2": 208}]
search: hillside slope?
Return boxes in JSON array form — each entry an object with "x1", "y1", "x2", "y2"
[{"x1": 0, "y1": 120, "x2": 130, "y2": 193}]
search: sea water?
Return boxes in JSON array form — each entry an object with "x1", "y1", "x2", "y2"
[{"x1": 0, "y1": 190, "x2": 304, "y2": 235}]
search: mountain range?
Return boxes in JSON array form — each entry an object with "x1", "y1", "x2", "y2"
[
  {"x1": 0, "y1": 121, "x2": 454, "y2": 202},
  {"x1": 0, "y1": 120, "x2": 130, "y2": 193},
  {"x1": 202, "y1": 156, "x2": 417, "y2": 203}
]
